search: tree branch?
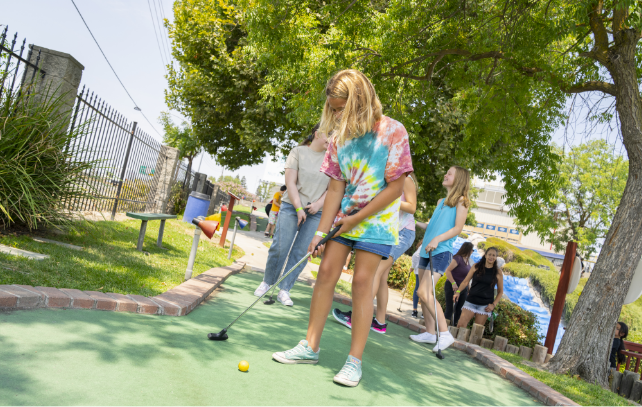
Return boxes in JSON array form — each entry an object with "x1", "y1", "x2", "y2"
[
  {"x1": 588, "y1": 0, "x2": 610, "y2": 64},
  {"x1": 565, "y1": 81, "x2": 617, "y2": 96},
  {"x1": 332, "y1": 0, "x2": 358, "y2": 25}
]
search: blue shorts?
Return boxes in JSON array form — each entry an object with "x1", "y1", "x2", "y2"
[
  {"x1": 389, "y1": 228, "x2": 416, "y2": 261},
  {"x1": 418, "y1": 251, "x2": 453, "y2": 275},
  {"x1": 331, "y1": 236, "x2": 391, "y2": 259}
]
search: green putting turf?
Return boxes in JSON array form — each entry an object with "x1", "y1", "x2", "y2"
[{"x1": 0, "y1": 272, "x2": 541, "y2": 406}]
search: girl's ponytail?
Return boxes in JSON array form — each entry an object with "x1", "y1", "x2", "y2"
[{"x1": 444, "y1": 166, "x2": 471, "y2": 208}]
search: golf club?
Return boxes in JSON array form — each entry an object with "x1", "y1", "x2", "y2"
[
  {"x1": 208, "y1": 218, "x2": 348, "y2": 341},
  {"x1": 264, "y1": 203, "x2": 310, "y2": 305},
  {"x1": 397, "y1": 268, "x2": 412, "y2": 312},
  {"x1": 429, "y1": 250, "x2": 445, "y2": 360}
]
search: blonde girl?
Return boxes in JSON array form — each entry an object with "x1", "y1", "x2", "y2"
[
  {"x1": 272, "y1": 69, "x2": 413, "y2": 387},
  {"x1": 411, "y1": 166, "x2": 470, "y2": 353}
]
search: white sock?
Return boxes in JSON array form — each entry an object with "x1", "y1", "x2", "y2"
[{"x1": 375, "y1": 318, "x2": 384, "y2": 325}]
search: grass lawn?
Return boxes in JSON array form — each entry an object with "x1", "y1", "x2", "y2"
[
  {"x1": 492, "y1": 350, "x2": 631, "y2": 406},
  {"x1": 0, "y1": 218, "x2": 243, "y2": 296},
  {"x1": 219, "y1": 205, "x2": 268, "y2": 232}
]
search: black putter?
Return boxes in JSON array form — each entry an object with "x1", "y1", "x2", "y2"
[
  {"x1": 208, "y1": 219, "x2": 346, "y2": 341},
  {"x1": 429, "y1": 250, "x2": 445, "y2": 360},
  {"x1": 264, "y1": 203, "x2": 310, "y2": 305}
]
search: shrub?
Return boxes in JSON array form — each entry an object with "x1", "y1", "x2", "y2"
[
  {"x1": 168, "y1": 182, "x2": 187, "y2": 215},
  {"x1": 388, "y1": 254, "x2": 413, "y2": 289},
  {"x1": 503, "y1": 262, "x2": 584, "y2": 323},
  {"x1": 459, "y1": 232, "x2": 468, "y2": 238},
  {"x1": 478, "y1": 237, "x2": 556, "y2": 270},
  {"x1": 0, "y1": 86, "x2": 94, "y2": 229},
  {"x1": 482, "y1": 299, "x2": 543, "y2": 348}
]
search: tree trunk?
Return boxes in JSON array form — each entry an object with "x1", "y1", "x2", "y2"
[{"x1": 548, "y1": 28, "x2": 642, "y2": 386}]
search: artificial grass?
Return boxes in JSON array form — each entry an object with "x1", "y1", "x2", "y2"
[
  {"x1": 491, "y1": 350, "x2": 631, "y2": 406},
  {"x1": 0, "y1": 218, "x2": 243, "y2": 296},
  {"x1": 310, "y1": 270, "x2": 352, "y2": 298},
  {"x1": 221, "y1": 205, "x2": 268, "y2": 232}
]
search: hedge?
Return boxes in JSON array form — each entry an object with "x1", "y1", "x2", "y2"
[{"x1": 477, "y1": 237, "x2": 556, "y2": 270}]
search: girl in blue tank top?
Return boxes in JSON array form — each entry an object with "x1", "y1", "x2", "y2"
[{"x1": 410, "y1": 166, "x2": 471, "y2": 353}]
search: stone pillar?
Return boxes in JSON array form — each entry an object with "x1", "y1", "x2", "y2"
[
  {"x1": 493, "y1": 336, "x2": 508, "y2": 352},
  {"x1": 149, "y1": 146, "x2": 181, "y2": 213},
  {"x1": 207, "y1": 185, "x2": 222, "y2": 215},
  {"x1": 24, "y1": 45, "x2": 84, "y2": 126},
  {"x1": 532, "y1": 344, "x2": 548, "y2": 364}
]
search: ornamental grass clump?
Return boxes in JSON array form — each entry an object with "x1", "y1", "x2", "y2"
[{"x1": 0, "y1": 86, "x2": 94, "y2": 230}]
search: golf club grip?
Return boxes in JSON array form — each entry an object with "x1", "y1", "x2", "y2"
[{"x1": 297, "y1": 203, "x2": 311, "y2": 232}]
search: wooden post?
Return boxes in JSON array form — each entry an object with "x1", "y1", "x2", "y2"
[
  {"x1": 219, "y1": 194, "x2": 238, "y2": 247},
  {"x1": 480, "y1": 338, "x2": 494, "y2": 349},
  {"x1": 611, "y1": 370, "x2": 623, "y2": 393},
  {"x1": 493, "y1": 336, "x2": 508, "y2": 352},
  {"x1": 506, "y1": 344, "x2": 519, "y2": 355},
  {"x1": 470, "y1": 323, "x2": 485, "y2": 345},
  {"x1": 532, "y1": 345, "x2": 548, "y2": 364},
  {"x1": 519, "y1": 346, "x2": 533, "y2": 360},
  {"x1": 457, "y1": 328, "x2": 470, "y2": 342},
  {"x1": 449, "y1": 326, "x2": 459, "y2": 337},
  {"x1": 544, "y1": 241, "x2": 577, "y2": 354}
]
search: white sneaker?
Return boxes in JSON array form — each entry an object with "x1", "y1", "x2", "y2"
[
  {"x1": 409, "y1": 332, "x2": 437, "y2": 343},
  {"x1": 277, "y1": 290, "x2": 294, "y2": 306},
  {"x1": 254, "y1": 281, "x2": 272, "y2": 297},
  {"x1": 432, "y1": 332, "x2": 455, "y2": 353}
]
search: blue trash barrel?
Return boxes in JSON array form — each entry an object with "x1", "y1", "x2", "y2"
[{"x1": 183, "y1": 191, "x2": 210, "y2": 224}]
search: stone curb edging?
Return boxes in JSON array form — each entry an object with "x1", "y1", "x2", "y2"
[
  {"x1": 0, "y1": 261, "x2": 246, "y2": 317},
  {"x1": 305, "y1": 278, "x2": 578, "y2": 407}
]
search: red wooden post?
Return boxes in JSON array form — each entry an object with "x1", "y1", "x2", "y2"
[
  {"x1": 544, "y1": 241, "x2": 577, "y2": 354},
  {"x1": 219, "y1": 193, "x2": 240, "y2": 247}
]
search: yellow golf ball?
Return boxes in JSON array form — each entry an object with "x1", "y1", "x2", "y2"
[{"x1": 238, "y1": 360, "x2": 249, "y2": 372}]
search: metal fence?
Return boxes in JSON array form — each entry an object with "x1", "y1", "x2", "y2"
[
  {"x1": 65, "y1": 86, "x2": 195, "y2": 218},
  {"x1": 0, "y1": 26, "x2": 46, "y2": 104}
]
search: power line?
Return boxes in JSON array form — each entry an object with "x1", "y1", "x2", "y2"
[
  {"x1": 146, "y1": 0, "x2": 168, "y2": 72},
  {"x1": 69, "y1": 0, "x2": 163, "y2": 137},
  {"x1": 156, "y1": 0, "x2": 174, "y2": 64},
  {"x1": 153, "y1": 0, "x2": 172, "y2": 65}
]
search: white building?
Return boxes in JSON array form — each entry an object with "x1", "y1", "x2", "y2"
[{"x1": 464, "y1": 178, "x2": 565, "y2": 266}]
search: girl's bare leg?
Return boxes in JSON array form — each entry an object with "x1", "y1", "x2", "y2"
[
  {"x1": 416, "y1": 270, "x2": 448, "y2": 334},
  {"x1": 474, "y1": 314, "x2": 489, "y2": 326},
  {"x1": 371, "y1": 257, "x2": 394, "y2": 323},
  {"x1": 349, "y1": 250, "x2": 383, "y2": 360},
  {"x1": 457, "y1": 308, "x2": 475, "y2": 328},
  {"x1": 306, "y1": 241, "x2": 351, "y2": 352}
]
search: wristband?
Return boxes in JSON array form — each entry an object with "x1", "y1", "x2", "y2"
[
  {"x1": 296, "y1": 207, "x2": 303, "y2": 212},
  {"x1": 456, "y1": 290, "x2": 461, "y2": 293},
  {"x1": 315, "y1": 231, "x2": 327, "y2": 238}
]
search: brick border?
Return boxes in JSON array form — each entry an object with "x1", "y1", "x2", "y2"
[
  {"x1": 307, "y1": 279, "x2": 578, "y2": 406},
  {"x1": 0, "y1": 261, "x2": 245, "y2": 317}
]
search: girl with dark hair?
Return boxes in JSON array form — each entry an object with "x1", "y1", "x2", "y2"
[
  {"x1": 254, "y1": 125, "x2": 330, "y2": 305},
  {"x1": 610, "y1": 322, "x2": 629, "y2": 368},
  {"x1": 443, "y1": 242, "x2": 474, "y2": 326},
  {"x1": 454, "y1": 247, "x2": 504, "y2": 328}
]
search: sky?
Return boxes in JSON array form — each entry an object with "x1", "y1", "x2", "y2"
[{"x1": 3, "y1": 1, "x2": 622, "y2": 195}]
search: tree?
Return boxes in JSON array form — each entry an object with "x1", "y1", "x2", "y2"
[
  {"x1": 165, "y1": 0, "x2": 305, "y2": 169},
  {"x1": 158, "y1": 112, "x2": 200, "y2": 188},
  {"x1": 241, "y1": 176, "x2": 247, "y2": 189},
  {"x1": 239, "y1": 0, "x2": 642, "y2": 384},
  {"x1": 524, "y1": 140, "x2": 628, "y2": 259}
]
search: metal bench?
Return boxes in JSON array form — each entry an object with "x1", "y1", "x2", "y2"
[{"x1": 126, "y1": 213, "x2": 177, "y2": 251}]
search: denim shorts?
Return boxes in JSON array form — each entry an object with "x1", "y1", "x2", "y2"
[
  {"x1": 418, "y1": 251, "x2": 453, "y2": 275},
  {"x1": 389, "y1": 228, "x2": 416, "y2": 261},
  {"x1": 462, "y1": 301, "x2": 492, "y2": 317},
  {"x1": 331, "y1": 235, "x2": 391, "y2": 259}
]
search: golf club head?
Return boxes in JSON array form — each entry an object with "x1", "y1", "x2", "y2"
[
  {"x1": 207, "y1": 329, "x2": 228, "y2": 341},
  {"x1": 435, "y1": 350, "x2": 445, "y2": 360},
  {"x1": 263, "y1": 297, "x2": 275, "y2": 305}
]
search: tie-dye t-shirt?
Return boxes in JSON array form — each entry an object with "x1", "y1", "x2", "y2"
[{"x1": 319, "y1": 115, "x2": 414, "y2": 245}]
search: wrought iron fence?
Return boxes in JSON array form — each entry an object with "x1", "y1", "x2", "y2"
[
  {"x1": 0, "y1": 26, "x2": 46, "y2": 103},
  {"x1": 65, "y1": 86, "x2": 175, "y2": 218}
]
